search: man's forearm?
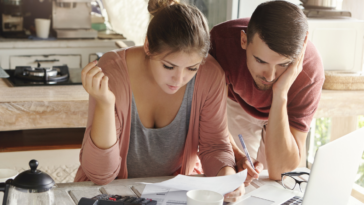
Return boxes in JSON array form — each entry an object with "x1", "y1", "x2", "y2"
[{"x1": 265, "y1": 94, "x2": 301, "y2": 180}]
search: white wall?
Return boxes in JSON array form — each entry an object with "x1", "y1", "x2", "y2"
[{"x1": 238, "y1": 0, "x2": 301, "y2": 18}]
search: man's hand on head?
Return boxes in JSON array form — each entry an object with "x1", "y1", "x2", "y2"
[{"x1": 272, "y1": 33, "x2": 309, "y2": 97}]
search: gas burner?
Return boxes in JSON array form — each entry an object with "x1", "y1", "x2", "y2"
[
  {"x1": 4, "y1": 65, "x2": 81, "y2": 87},
  {"x1": 14, "y1": 65, "x2": 69, "y2": 83},
  {"x1": 23, "y1": 67, "x2": 58, "y2": 77}
]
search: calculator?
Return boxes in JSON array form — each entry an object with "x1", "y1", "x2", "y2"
[{"x1": 78, "y1": 194, "x2": 157, "y2": 205}]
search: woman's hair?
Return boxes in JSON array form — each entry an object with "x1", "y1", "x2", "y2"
[{"x1": 146, "y1": 0, "x2": 210, "y2": 58}]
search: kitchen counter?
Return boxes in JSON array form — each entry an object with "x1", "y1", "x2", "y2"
[
  {"x1": 315, "y1": 89, "x2": 364, "y2": 118},
  {"x1": 1, "y1": 78, "x2": 364, "y2": 131},
  {"x1": 0, "y1": 79, "x2": 88, "y2": 131}
]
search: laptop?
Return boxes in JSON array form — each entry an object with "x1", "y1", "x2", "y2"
[{"x1": 235, "y1": 127, "x2": 364, "y2": 205}]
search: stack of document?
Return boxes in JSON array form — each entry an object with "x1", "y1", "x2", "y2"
[{"x1": 141, "y1": 170, "x2": 247, "y2": 205}]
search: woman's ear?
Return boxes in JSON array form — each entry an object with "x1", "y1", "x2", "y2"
[
  {"x1": 241, "y1": 30, "x2": 248, "y2": 50},
  {"x1": 144, "y1": 37, "x2": 151, "y2": 56}
]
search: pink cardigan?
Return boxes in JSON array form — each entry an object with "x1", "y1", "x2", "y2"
[{"x1": 74, "y1": 48, "x2": 235, "y2": 185}]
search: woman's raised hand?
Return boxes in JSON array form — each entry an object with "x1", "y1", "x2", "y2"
[{"x1": 81, "y1": 61, "x2": 116, "y2": 107}]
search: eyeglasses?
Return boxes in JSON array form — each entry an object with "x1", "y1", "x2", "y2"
[{"x1": 281, "y1": 172, "x2": 310, "y2": 193}]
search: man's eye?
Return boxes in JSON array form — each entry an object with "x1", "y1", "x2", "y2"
[
  {"x1": 255, "y1": 58, "x2": 264, "y2": 63},
  {"x1": 163, "y1": 64, "x2": 174, "y2": 70},
  {"x1": 280, "y1": 63, "x2": 290, "y2": 68}
]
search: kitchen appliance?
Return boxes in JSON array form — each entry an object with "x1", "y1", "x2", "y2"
[
  {"x1": 300, "y1": 0, "x2": 340, "y2": 9},
  {"x1": 4, "y1": 64, "x2": 82, "y2": 86},
  {"x1": 0, "y1": 0, "x2": 27, "y2": 38},
  {"x1": 0, "y1": 159, "x2": 56, "y2": 205},
  {"x1": 52, "y1": 0, "x2": 97, "y2": 38},
  {"x1": 22, "y1": 0, "x2": 53, "y2": 35}
]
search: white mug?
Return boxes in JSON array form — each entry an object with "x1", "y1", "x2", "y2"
[
  {"x1": 187, "y1": 190, "x2": 224, "y2": 205},
  {"x1": 35, "y1": 18, "x2": 51, "y2": 39},
  {"x1": 0, "y1": 168, "x2": 18, "y2": 182}
]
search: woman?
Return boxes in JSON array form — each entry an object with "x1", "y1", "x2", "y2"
[{"x1": 75, "y1": 0, "x2": 244, "y2": 202}]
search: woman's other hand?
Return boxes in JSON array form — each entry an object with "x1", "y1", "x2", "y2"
[
  {"x1": 217, "y1": 166, "x2": 245, "y2": 203},
  {"x1": 81, "y1": 61, "x2": 116, "y2": 106}
]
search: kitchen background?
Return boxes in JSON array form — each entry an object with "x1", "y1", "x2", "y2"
[{"x1": 0, "y1": 0, "x2": 364, "y2": 202}]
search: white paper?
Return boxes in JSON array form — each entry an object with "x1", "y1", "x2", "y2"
[
  {"x1": 239, "y1": 196, "x2": 275, "y2": 205},
  {"x1": 143, "y1": 170, "x2": 247, "y2": 196},
  {"x1": 141, "y1": 184, "x2": 188, "y2": 205}
]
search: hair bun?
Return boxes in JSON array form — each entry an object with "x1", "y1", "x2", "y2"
[{"x1": 148, "y1": 0, "x2": 177, "y2": 16}]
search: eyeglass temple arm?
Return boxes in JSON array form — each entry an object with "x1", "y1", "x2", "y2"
[{"x1": 281, "y1": 172, "x2": 310, "y2": 177}]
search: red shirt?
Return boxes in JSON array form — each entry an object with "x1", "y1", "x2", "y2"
[{"x1": 209, "y1": 18, "x2": 325, "y2": 132}]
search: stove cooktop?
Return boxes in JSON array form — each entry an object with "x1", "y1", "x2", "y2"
[{"x1": 4, "y1": 65, "x2": 82, "y2": 87}]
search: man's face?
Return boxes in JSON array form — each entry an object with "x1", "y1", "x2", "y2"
[{"x1": 242, "y1": 32, "x2": 293, "y2": 90}]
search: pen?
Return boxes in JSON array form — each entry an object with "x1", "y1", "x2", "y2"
[
  {"x1": 130, "y1": 186, "x2": 141, "y2": 198},
  {"x1": 238, "y1": 134, "x2": 255, "y2": 170}
]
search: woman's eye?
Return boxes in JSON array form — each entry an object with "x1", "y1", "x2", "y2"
[{"x1": 163, "y1": 64, "x2": 174, "y2": 70}]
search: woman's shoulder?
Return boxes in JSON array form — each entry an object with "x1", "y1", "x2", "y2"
[
  {"x1": 197, "y1": 54, "x2": 225, "y2": 84},
  {"x1": 98, "y1": 48, "x2": 128, "y2": 74}
]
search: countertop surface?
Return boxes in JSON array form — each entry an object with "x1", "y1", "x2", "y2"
[
  {"x1": 1, "y1": 78, "x2": 364, "y2": 116},
  {"x1": 0, "y1": 78, "x2": 88, "y2": 102},
  {"x1": 1, "y1": 78, "x2": 364, "y2": 130}
]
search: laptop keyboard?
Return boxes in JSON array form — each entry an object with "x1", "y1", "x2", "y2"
[{"x1": 281, "y1": 196, "x2": 303, "y2": 205}]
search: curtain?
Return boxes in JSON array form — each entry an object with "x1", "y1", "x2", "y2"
[{"x1": 103, "y1": 0, "x2": 149, "y2": 45}]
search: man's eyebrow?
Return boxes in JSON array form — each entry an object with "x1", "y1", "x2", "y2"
[
  {"x1": 253, "y1": 55, "x2": 267, "y2": 63},
  {"x1": 163, "y1": 60, "x2": 200, "y2": 67},
  {"x1": 253, "y1": 55, "x2": 292, "y2": 65},
  {"x1": 280, "y1": 60, "x2": 293, "y2": 65}
]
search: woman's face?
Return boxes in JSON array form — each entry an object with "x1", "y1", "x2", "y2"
[{"x1": 148, "y1": 50, "x2": 203, "y2": 94}]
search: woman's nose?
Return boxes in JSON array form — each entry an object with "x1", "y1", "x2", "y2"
[{"x1": 173, "y1": 69, "x2": 184, "y2": 84}]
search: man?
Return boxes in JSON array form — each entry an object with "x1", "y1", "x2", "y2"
[{"x1": 210, "y1": 1, "x2": 324, "y2": 184}]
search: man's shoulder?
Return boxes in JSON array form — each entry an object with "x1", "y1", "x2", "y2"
[
  {"x1": 300, "y1": 40, "x2": 325, "y2": 84},
  {"x1": 211, "y1": 18, "x2": 250, "y2": 39},
  {"x1": 199, "y1": 54, "x2": 225, "y2": 79}
]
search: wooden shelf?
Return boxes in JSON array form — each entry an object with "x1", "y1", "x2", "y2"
[{"x1": 0, "y1": 128, "x2": 84, "y2": 152}]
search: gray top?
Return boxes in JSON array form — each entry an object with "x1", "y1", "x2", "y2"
[{"x1": 127, "y1": 76, "x2": 195, "y2": 178}]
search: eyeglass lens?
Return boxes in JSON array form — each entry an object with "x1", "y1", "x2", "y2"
[
  {"x1": 282, "y1": 175, "x2": 296, "y2": 190},
  {"x1": 299, "y1": 181, "x2": 308, "y2": 192}
]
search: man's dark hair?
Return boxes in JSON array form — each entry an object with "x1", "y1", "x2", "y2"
[{"x1": 247, "y1": 1, "x2": 308, "y2": 60}]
